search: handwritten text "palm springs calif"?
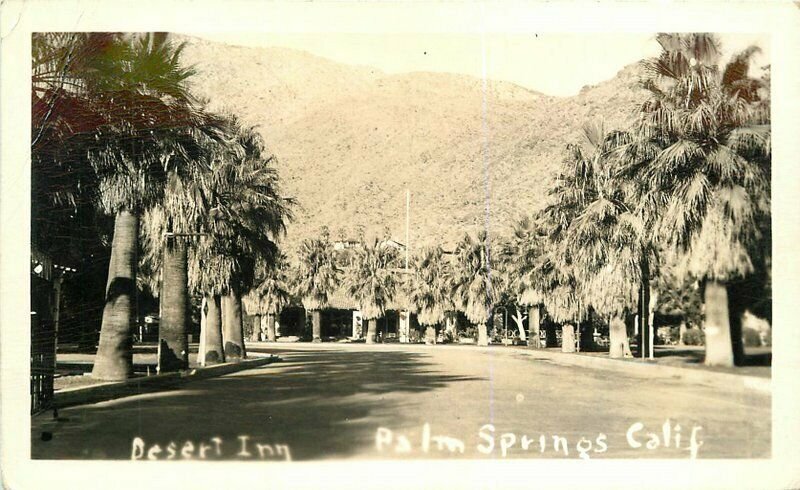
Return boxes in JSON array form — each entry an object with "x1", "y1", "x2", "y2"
[{"x1": 376, "y1": 420, "x2": 704, "y2": 459}]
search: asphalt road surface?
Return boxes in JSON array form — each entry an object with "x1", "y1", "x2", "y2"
[{"x1": 32, "y1": 343, "x2": 770, "y2": 460}]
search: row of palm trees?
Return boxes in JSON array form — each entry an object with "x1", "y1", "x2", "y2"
[
  {"x1": 33, "y1": 32, "x2": 769, "y2": 379},
  {"x1": 244, "y1": 34, "x2": 770, "y2": 369},
  {"x1": 33, "y1": 33, "x2": 293, "y2": 380}
]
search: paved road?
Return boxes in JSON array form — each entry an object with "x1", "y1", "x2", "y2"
[{"x1": 32, "y1": 343, "x2": 770, "y2": 460}]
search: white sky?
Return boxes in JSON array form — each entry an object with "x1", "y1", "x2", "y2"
[{"x1": 188, "y1": 32, "x2": 770, "y2": 96}]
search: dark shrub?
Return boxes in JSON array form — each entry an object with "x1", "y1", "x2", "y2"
[
  {"x1": 683, "y1": 328, "x2": 705, "y2": 346},
  {"x1": 742, "y1": 327, "x2": 763, "y2": 347}
]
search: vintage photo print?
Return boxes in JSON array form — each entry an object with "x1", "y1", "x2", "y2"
[{"x1": 2, "y1": 1, "x2": 800, "y2": 489}]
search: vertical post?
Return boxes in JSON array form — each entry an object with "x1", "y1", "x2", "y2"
[
  {"x1": 403, "y1": 189, "x2": 411, "y2": 344},
  {"x1": 576, "y1": 300, "x2": 581, "y2": 353},
  {"x1": 199, "y1": 296, "x2": 207, "y2": 365},
  {"x1": 52, "y1": 275, "x2": 63, "y2": 376},
  {"x1": 157, "y1": 265, "x2": 163, "y2": 373},
  {"x1": 405, "y1": 189, "x2": 410, "y2": 271}
]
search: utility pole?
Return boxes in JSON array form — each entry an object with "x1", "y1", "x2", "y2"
[
  {"x1": 402, "y1": 189, "x2": 410, "y2": 343},
  {"x1": 405, "y1": 189, "x2": 410, "y2": 271}
]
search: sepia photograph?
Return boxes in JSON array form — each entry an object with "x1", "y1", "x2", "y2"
[{"x1": 3, "y1": 1, "x2": 800, "y2": 489}]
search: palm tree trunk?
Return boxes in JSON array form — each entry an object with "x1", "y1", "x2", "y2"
[
  {"x1": 266, "y1": 312, "x2": 277, "y2": 342},
  {"x1": 704, "y1": 279, "x2": 734, "y2": 367},
  {"x1": 365, "y1": 318, "x2": 377, "y2": 344},
  {"x1": 648, "y1": 286, "x2": 659, "y2": 358},
  {"x1": 311, "y1": 310, "x2": 322, "y2": 342},
  {"x1": 222, "y1": 290, "x2": 246, "y2": 361},
  {"x1": 251, "y1": 314, "x2": 262, "y2": 342},
  {"x1": 477, "y1": 322, "x2": 489, "y2": 346},
  {"x1": 638, "y1": 262, "x2": 652, "y2": 359},
  {"x1": 379, "y1": 317, "x2": 388, "y2": 343},
  {"x1": 609, "y1": 316, "x2": 632, "y2": 358},
  {"x1": 528, "y1": 305, "x2": 542, "y2": 348},
  {"x1": 92, "y1": 210, "x2": 138, "y2": 381},
  {"x1": 425, "y1": 325, "x2": 437, "y2": 345},
  {"x1": 727, "y1": 280, "x2": 747, "y2": 366},
  {"x1": 201, "y1": 294, "x2": 224, "y2": 365},
  {"x1": 158, "y1": 238, "x2": 189, "y2": 372},
  {"x1": 561, "y1": 324, "x2": 576, "y2": 353},
  {"x1": 544, "y1": 322, "x2": 557, "y2": 347},
  {"x1": 578, "y1": 312, "x2": 596, "y2": 352}
]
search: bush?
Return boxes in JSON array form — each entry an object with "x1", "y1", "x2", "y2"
[
  {"x1": 742, "y1": 327, "x2": 762, "y2": 347},
  {"x1": 683, "y1": 328, "x2": 705, "y2": 346},
  {"x1": 667, "y1": 326, "x2": 681, "y2": 344},
  {"x1": 461, "y1": 326, "x2": 477, "y2": 340}
]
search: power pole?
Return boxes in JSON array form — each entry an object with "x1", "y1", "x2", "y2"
[
  {"x1": 405, "y1": 189, "x2": 410, "y2": 271},
  {"x1": 402, "y1": 189, "x2": 410, "y2": 343}
]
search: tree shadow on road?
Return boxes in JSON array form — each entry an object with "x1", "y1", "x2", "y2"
[{"x1": 33, "y1": 348, "x2": 483, "y2": 460}]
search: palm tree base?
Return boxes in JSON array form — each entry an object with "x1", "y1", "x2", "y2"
[
  {"x1": 561, "y1": 324, "x2": 576, "y2": 353},
  {"x1": 704, "y1": 280, "x2": 735, "y2": 367}
]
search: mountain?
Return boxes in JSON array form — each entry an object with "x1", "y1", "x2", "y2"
[{"x1": 176, "y1": 35, "x2": 649, "y2": 252}]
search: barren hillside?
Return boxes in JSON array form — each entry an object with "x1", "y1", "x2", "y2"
[{"x1": 177, "y1": 35, "x2": 648, "y2": 251}]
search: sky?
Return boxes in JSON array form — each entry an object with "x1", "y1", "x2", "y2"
[{"x1": 188, "y1": 32, "x2": 770, "y2": 97}]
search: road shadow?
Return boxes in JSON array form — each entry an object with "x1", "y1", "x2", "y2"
[
  {"x1": 651, "y1": 346, "x2": 772, "y2": 366},
  {"x1": 33, "y1": 348, "x2": 482, "y2": 460}
]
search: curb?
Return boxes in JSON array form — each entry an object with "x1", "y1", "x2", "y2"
[
  {"x1": 513, "y1": 348, "x2": 771, "y2": 394},
  {"x1": 53, "y1": 355, "x2": 279, "y2": 410}
]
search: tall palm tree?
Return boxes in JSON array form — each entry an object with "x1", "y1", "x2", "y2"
[
  {"x1": 244, "y1": 254, "x2": 292, "y2": 342},
  {"x1": 208, "y1": 121, "x2": 291, "y2": 360},
  {"x1": 499, "y1": 216, "x2": 547, "y2": 347},
  {"x1": 408, "y1": 246, "x2": 454, "y2": 344},
  {"x1": 293, "y1": 229, "x2": 341, "y2": 342},
  {"x1": 187, "y1": 117, "x2": 292, "y2": 363},
  {"x1": 345, "y1": 241, "x2": 398, "y2": 344},
  {"x1": 627, "y1": 33, "x2": 770, "y2": 367},
  {"x1": 61, "y1": 33, "x2": 205, "y2": 381},
  {"x1": 138, "y1": 112, "x2": 227, "y2": 372},
  {"x1": 32, "y1": 34, "x2": 219, "y2": 376},
  {"x1": 560, "y1": 120, "x2": 662, "y2": 358},
  {"x1": 537, "y1": 143, "x2": 603, "y2": 353},
  {"x1": 453, "y1": 231, "x2": 498, "y2": 346}
]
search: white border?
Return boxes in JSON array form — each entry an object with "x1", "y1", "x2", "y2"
[{"x1": 2, "y1": 1, "x2": 799, "y2": 489}]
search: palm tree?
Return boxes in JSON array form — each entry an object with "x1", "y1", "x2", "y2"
[
  {"x1": 139, "y1": 113, "x2": 227, "y2": 372},
  {"x1": 453, "y1": 231, "x2": 498, "y2": 346},
  {"x1": 244, "y1": 254, "x2": 292, "y2": 342},
  {"x1": 408, "y1": 246, "x2": 454, "y2": 344},
  {"x1": 627, "y1": 34, "x2": 770, "y2": 367},
  {"x1": 190, "y1": 245, "x2": 231, "y2": 365},
  {"x1": 209, "y1": 121, "x2": 291, "y2": 360},
  {"x1": 559, "y1": 119, "x2": 664, "y2": 358},
  {"x1": 345, "y1": 241, "x2": 398, "y2": 344},
  {"x1": 499, "y1": 216, "x2": 548, "y2": 347},
  {"x1": 32, "y1": 34, "x2": 218, "y2": 376},
  {"x1": 293, "y1": 229, "x2": 341, "y2": 342},
  {"x1": 537, "y1": 142, "x2": 605, "y2": 353},
  {"x1": 62, "y1": 33, "x2": 205, "y2": 381},
  {"x1": 187, "y1": 117, "x2": 292, "y2": 363},
  {"x1": 532, "y1": 240, "x2": 585, "y2": 353}
]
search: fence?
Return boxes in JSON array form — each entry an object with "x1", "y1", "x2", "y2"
[{"x1": 31, "y1": 274, "x2": 56, "y2": 415}]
